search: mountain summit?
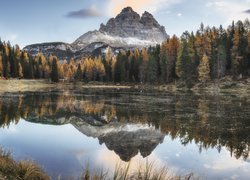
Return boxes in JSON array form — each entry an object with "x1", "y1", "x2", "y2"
[
  {"x1": 99, "y1": 7, "x2": 167, "y2": 40},
  {"x1": 24, "y1": 7, "x2": 168, "y2": 60}
]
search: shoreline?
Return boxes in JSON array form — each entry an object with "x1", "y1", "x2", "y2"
[{"x1": 0, "y1": 77, "x2": 249, "y2": 96}]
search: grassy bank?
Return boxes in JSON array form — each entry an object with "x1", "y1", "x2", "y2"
[
  {"x1": 81, "y1": 162, "x2": 193, "y2": 180},
  {"x1": 0, "y1": 77, "x2": 249, "y2": 96},
  {"x1": 0, "y1": 148, "x2": 49, "y2": 180},
  {"x1": 0, "y1": 79, "x2": 54, "y2": 94},
  {"x1": 0, "y1": 148, "x2": 192, "y2": 180}
]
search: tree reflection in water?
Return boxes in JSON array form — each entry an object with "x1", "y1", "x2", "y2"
[{"x1": 0, "y1": 90, "x2": 249, "y2": 161}]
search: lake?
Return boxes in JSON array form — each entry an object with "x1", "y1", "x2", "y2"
[{"x1": 0, "y1": 89, "x2": 249, "y2": 179}]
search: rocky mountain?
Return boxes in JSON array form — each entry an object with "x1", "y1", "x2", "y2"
[
  {"x1": 26, "y1": 115, "x2": 165, "y2": 162},
  {"x1": 24, "y1": 7, "x2": 168, "y2": 60}
]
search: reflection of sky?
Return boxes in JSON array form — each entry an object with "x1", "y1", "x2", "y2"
[{"x1": 0, "y1": 120, "x2": 249, "y2": 179}]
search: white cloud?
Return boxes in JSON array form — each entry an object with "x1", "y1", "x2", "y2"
[
  {"x1": 205, "y1": 1, "x2": 226, "y2": 8},
  {"x1": 205, "y1": 0, "x2": 250, "y2": 24},
  {"x1": 177, "y1": 13, "x2": 182, "y2": 17}
]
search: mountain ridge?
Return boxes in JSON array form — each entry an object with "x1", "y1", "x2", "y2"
[{"x1": 24, "y1": 7, "x2": 168, "y2": 60}]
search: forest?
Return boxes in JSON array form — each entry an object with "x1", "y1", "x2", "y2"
[{"x1": 0, "y1": 20, "x2": 250, "y2": 84}]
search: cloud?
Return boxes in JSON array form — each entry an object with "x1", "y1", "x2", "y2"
[
  {"x1": 205, "y1": 1, "x2": 226, "y2": 8},
  {"x1": 243, "y1": 9, "x2": 250, "y2": 14},
  {"x1": 177, "y1": 13, "x2": 182, "y2": 17},
  {"x1": 205, "y1": 0, "x2": 250, "y2": 24},
  {"x1": 66, "y1": 6, "x2": 102, "y2": 18},
  {"x1": 108, "y1": 0, "x2": 182, "y2": 16}
]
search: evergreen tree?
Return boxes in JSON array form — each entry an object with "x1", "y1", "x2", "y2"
[
  {"x1": 231, "y1": 20, "x2": 248, "y2": 78},
  {"x1": 226, "y1": 21, "x2": 235, "y2": 71},
  {"x1": 114, "y1": 51, "x2": 126, "y2": 83},
  {"x1": 139, "y1": 48, "x2": 148, "y2": 83},
  {"x1": 51, "y1": 57, "x2": 59, "y2": 82},
  {"x1": 74, "y1": 64, "x2": 82, "y2": 81},
  {"x1": 214, "y1": 44, "x2": 227, "y2": 78},
  {"x1": 247, "y1": 31, "x2": 250, "y2": 74},
  {"x1": 147, "y1": 55, "x2": 158, "y2": 83},
  {"x1": 160, "y1": 40, "x2": 168, "y2": 83},
  {"x1": 176, "y1": 32, "x2": 190, "y2": 81},
  {"x1": 0, "y1": 53, "x2": 2, "y2": 77},
  {"x1": 104, "y1": 47, "x2": 113, "y2": 81}
]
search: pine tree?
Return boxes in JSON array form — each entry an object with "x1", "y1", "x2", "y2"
[
  {"x1": 247, "y1": 31, "x2": 250, "y2": 74},
  {"x1": 147, "y1": 55, "x2": 158, "y2": 83},
  {"x1": 104, "y1": 47, "x2": 113, "y2": 81},
  {"x1": 51, "y1": 57, "x2": 59, "y2": 82},
  {"x1": 74, "y1": 63, "x2": 82, "y2": 81},
  {"x1": 211, "y1": 26, "x2": 227, "y2": 79},
  {"x1": 198, "y1": 54, "x2": 210, "y2": 82},
  {"x1": 176, "y1": 32, "x2": 191, "y2": 81},
  {"x1": 139, "y1": 48, "x2": 148, "y2": 83},
  {"x1": 226, "y1": 21, "x2": 235, "y2": 71},
  {"x1": 215, "y1": 45, "x2": 227, "y2": 78},
  {"x1": 231, "y1": 20, "x2": 248, "y2": 78},
  {"x1": 114, "y1": 51, "x2": 126, "y2": 83},
  {"x1": 160, "y1": 40, "x2": 168, "y2": 83},
  {"x1": 0, "y1": 53, "x2": 2, "y2": 77}
]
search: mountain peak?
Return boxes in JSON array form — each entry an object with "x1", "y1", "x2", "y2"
[
  {"x1": 99, "y1": 7, "x2": 168, "y2": 41},
  {"x1": 24, "y1": 7, "x2": 168, "y2": 60},
  {"x1": 121, "y1": 6, "x2": 134, "y2": 13},
  {"x1": 142, "y1": 11, "x2": 153, "y2": 17}
]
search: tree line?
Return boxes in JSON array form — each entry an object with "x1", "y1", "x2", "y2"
[{"x1": 0, "y1": 19, "x2": 250, "y2": 83}]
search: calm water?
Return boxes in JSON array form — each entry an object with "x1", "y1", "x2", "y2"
[{"x1": 0, "y1": 90, "x2": 249, "y2": 179}]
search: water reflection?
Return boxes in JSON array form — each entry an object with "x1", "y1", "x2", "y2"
[{"x1": 0, "y1": 90, "x2": 249, "y2": 162}]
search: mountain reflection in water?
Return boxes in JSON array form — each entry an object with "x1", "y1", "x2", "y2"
[{"x1": 0, "y1": 90, "x2": 249, "y2": 162}]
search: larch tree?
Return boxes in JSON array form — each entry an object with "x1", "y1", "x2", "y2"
[
  {"x1": 18, "y1": 62, "x2": 23, "y2": 79},
  {"x1": 169, "y1": 35, "x2": 179, "y2": 80},
  {"x1": 2, "y1": 44, "x2": 10, "y2": 78},
  {"x1": 198, "y1": 54, "x2": 210, "y2": 82}
]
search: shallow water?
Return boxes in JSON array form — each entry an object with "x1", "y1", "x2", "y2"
[{"x1": 0, "y1": 90, "x2": 249, "y2": 179}]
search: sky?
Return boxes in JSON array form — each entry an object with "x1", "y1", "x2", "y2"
[{"x1": 0, "y1": 0, "x2": 250, "y2": 48}]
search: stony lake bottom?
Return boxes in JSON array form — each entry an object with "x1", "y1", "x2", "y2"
[{"x1": 0, "y1": 89, "x2": 249, "y2": 179}]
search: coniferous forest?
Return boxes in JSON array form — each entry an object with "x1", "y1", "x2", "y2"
[{"x1": 0, "y1": 20, "x2": 250, "y2": 83}]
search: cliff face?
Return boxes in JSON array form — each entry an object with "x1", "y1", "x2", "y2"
[
  {"x1": 99, "y1": 7, "x2": 167, "y2": 42},
  {"x1": 24, "y1": 7, "x2": 168, "y2": 60}
]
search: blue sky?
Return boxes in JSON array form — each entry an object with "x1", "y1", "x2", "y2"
[{"x1": 0, "y1": 0, "x2": 249, "y2": 48}]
